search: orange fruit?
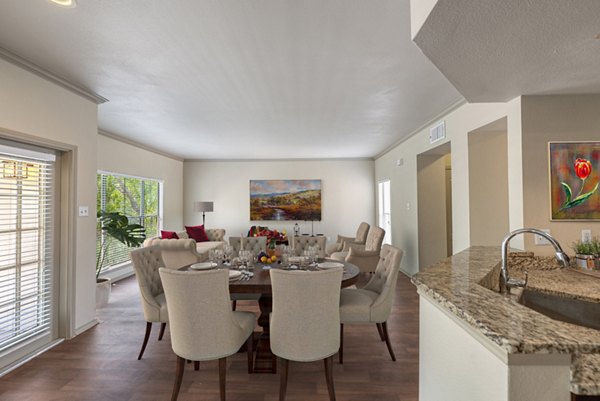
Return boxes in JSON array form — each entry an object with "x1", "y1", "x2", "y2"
[{"x1": 260, "y1": 256, "x2": 267, "y2": 263}]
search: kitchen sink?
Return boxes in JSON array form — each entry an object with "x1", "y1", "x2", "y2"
[{"x1": 519, "y1": 289, "x2": 600, "y2": 331}]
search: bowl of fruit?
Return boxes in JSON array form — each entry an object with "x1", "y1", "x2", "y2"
[{"x1": 258, "y1": 251, "x2": 278, "y2": 264}]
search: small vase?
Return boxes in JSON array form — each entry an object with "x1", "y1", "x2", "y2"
[{"x1": 575, "y1": 254, "x2": 595, "y2": 270}]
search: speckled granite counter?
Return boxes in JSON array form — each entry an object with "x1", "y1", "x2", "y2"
[{"x1": 411, "y1": 246, "x2": 600, "y2": 395}]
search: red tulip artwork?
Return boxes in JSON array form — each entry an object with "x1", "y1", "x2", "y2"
[{"x1": 549, "y1": 142, "x2": 600, "y2": 220}]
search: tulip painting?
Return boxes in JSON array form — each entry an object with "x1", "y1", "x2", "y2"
[{"x1": 550, "y1": 142, "x2": 600, "y2": 220}]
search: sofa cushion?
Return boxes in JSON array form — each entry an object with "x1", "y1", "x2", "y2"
[
  {"x1": 185, "y1": 224, "x2": 209, "y2": 242},
  {"x1": 161, "y1": 230, "x2": 179, "y2": 239}
]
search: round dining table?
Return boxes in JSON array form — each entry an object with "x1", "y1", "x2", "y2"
[{"x1": 182, "y1": 260, "x2": 359, "y2": 374}]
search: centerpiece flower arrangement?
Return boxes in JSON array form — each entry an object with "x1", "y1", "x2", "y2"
[{"x1": 248, "y1": 225, "x2": 288, "y2": 263}]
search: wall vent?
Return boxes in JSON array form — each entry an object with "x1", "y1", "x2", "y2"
[{"x1": 429, "y1": 121, "x2": 446, "y2": 144}]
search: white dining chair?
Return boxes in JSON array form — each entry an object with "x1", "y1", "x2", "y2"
[{"x1": 325, "y1": 222, "x2": 370, "y2": 256}]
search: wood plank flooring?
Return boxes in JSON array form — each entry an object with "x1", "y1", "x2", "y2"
[{"x1": 0, "y1": 273, "x2": 419, "y2": 401}]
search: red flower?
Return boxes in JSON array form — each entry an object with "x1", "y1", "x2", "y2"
[{"x1": 574, "y1": 158, "x2": 592, "y2": 180}]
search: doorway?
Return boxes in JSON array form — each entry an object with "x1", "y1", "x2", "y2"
[
  {"x1": 378, "y1": 179, "x2": 392, "y2": 245},
  {"x1": 417, "y1": 142, "x2": 452, "y2": 271}
]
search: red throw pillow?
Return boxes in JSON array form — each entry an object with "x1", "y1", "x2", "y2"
[
  {"x1": 185, "y1": 225, "x2": 209, "y2": 242},
  {"x1": 161, "y1": 230, "x2": 179, "y2": 239}
]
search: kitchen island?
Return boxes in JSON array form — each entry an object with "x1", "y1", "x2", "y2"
[{"x1": 411, "y1": 246, "x2": 600, "y2": 401}]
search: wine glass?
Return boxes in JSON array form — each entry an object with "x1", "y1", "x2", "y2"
[{"x1": 223, "y1": 244, "x2": 234, "y2": 264}]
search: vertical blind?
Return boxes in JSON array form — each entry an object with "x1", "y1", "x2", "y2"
[{"x1": 0, "y1": 151, "x2": 54, "y2": 352}]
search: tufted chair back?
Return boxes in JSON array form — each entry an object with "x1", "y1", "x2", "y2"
[
  {"x1": 362, "y1": 244, "x2": 403, "y2": 322},
  {"x1": 364, "y1": 226, "x2": 385, "y2": 252},
  {"x1": 130, "y1": 245, "x2": 169, "y2": 323},
  {"x1": 229, "y1": 236, "x2": 242, "y2": 256},
  {"x1": 241, "y1": 236, "x2": 267, "y2": 254},
  {"x1": 355, "y1": 222, "x2": 370, "y2": 243},
  {"x1": 143, "y1": 238, "x2": 202, "y2": 269},
  {"x1": 291, "y1": 236, "x2": 327, "y2": 258}
]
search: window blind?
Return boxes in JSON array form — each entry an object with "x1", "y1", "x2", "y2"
[{"x1": 0, "y1": 152, "x2": 54, "y2": 352}]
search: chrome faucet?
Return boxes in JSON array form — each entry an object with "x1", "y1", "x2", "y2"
[{"x1": 500, "y1": 228, "x2": 570, "y2": 294}]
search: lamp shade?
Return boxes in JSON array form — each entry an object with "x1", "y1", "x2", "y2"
[{"x1": 193, "y1": 201, "x2": 213, "y2": 213}]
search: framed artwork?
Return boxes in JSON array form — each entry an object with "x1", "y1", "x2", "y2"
[
  {"x1": 549, "y1": 142, "x2": 600, "y2": 220},
  {"x1": 250, "y1": 179, "x2": 321, "y2": 221}
]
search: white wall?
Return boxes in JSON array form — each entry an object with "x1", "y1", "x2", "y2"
[
  {"x1": 183, "y1": 160, "x2": 375, "y2": 245},
  {"x1": 375, "y1": 99, "x2": 522, "y2": 275},
  {"x1": 97, "y1": 134, "x2": 184, "y2": 229},
  {"x1": 0, "y1": 58, "x2": 98, "y2": 332}
]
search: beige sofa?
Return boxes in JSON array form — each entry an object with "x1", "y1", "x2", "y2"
[{"x1": 143, "y1": 229, "x2": 226, "y2": 262}]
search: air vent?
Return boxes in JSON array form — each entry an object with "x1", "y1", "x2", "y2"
[{"x1": 429, "y1": 121, "x2": 446, "y2": 144}]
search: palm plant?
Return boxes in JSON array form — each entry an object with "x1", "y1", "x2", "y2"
[{"x1": 96, "y1": 211, "x2": 146, "y2": 279}]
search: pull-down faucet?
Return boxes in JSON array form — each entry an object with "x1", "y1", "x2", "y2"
[{"x1": 500, "y1": 228, "x2": 570, "y2": 294}]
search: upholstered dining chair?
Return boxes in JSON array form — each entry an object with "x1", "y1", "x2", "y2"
[
  {"x1": 331, "y1": 226, "x2": 385, "y2": 274},
  {"x1": 241, "y1": 236, "x2": 267, "y2": 254},
  {"x1": 144, "y1": 238, "x2": 203, "y2": 269},
  {"x1": 130, "y1": 245, "x2": 169, "y2": 360},
  {"x1": 159, "y1": 268, "x2": 256, "y2": 401},
  {"x1": 228, "y1": 236, "x2": 241, "y2": 257},
  {"x1": 325, "y1": 222, "x2": 370, "y2": 256},
  {"x1": 338, "y1": 244, "x2": 403, "y2": 363},
  {"x1": 291, "y1": 235, "x2": 327, "y2": 258},
  {"x1": 270, "y1": 268, "x2": 343, "y2": 401}
]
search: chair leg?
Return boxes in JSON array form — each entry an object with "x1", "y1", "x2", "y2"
[
  {"x1": 138, "y1": 322, "x2": 152, "y2": 360},
  {"x1": 171, "y1": 356, "x2": 185, "y2": 401},
  {"x1": 158, "y1": 322, "x2": 167, "y2": 341},
  {"x1": 381, "y1": 322, "x2": 396, "y2": 362},
  {"x1": 324, "y1": 355, "x2": 336, "y2": 401},
  {"x1": 279, "y1": 358, "x2": 289, "y2": 401},
  {"x1": 232, "y1": 300, "x2": 237, "y2": 311},
  {"x1": 246, "y1": 333, "x2": 254, "y2": 374},
  {"x1": 376, "y1": 323, "x2": 385, "y2": 341},
  {"x1": 194, "y1": 361, "x2": 200, "y2": 371},
  {"x1": 339, "y1": 324, "x2": 344, "y2": 364},
  {"x1": 218, "y1": 357, "x2": 227, "y2": 401}
]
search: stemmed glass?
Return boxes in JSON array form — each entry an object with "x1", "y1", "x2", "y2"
[
  {"x1": 239, "y1": 250, "x2": 251, "y2": 270},
  {"x1": 223, "y1": 244, "x2": 234, "y2": 265},
  {"x1": 213, "y1": 249, "x2": 224, "y2": 265}
]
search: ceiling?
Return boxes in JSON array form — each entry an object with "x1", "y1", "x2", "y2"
[
  {"x1": 413, "y1": 0, "x2": 600, "y2": 102},
  {"x1": 0, "y1": 0, "x2": 463, "y2": 160}
]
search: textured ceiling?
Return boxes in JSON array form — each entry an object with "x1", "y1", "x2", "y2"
[
  {"x1": 0, "y1": 0, "x2": 462, "y2": 160},
  {"x1": 413, "y1": 0, "x2": 600, "y2": 102}
]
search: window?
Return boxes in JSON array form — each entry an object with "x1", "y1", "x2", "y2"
[
  {"x1": 378, "y1": 179, "x2": 392, "y2": 245},
  {"x1": 96, "y1": 172, "x2": 162, "y2": 272},
  {"x1": 0, "y1": 146, "x2": 55, "y2": 353}
]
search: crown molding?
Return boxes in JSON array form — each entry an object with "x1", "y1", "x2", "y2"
[
  {"x1": 98, "y1": 130, "x2": 184, "y2": 162},
  {"x1": 184, "y1": 157, "x2": 374, "y2": 163},
  {"x1": 374, "y1": 97, "x2": 467, "y2": 160},
  {"x1": 0, "y1": 47, "x2": 108, "y2": 104}
]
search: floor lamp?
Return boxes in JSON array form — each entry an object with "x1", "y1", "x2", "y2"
[{"x1": 194, "y1": 201, "x2": 213, "y2": 226}]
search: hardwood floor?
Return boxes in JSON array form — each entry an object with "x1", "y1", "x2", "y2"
[{"x1": 0, "y1": 273, "x2": 419, "y2": 401}]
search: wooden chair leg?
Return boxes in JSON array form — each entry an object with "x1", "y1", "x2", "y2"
[
  {"x1": 218, "y1": 357, "x2": 227, "y2": 401},
  {"x1": 324, "y1": 355, "x2": 336, "y2": 401},
  {"x1": 376, "y1": 323, "x2": 385, "y2": 341},
  {"x1": 232, "y1": 300, "x2": 237, "y2": 311},
  {"x1": 339, "y1": 324, "x2": 344, "y2": 364},
  {"x1": 138, "y1": 322, "x2": 152, "y2": 360},
  {"x1": 381, "y1": 321, "x2": 396, "y2": 361},
  {"x1": 279, "y1": 358, "x2": 289, "y2": 401},
  {"x1": 246, "y1": 333, "x2": 254, "y2": 374},
  {"x1": 158, "y1": 322, "x2": 167, "y2": 341},
  {"x1": 171, "y1": 356, "x2": 185, "y2": 401},
  {"x1": 194, "y1": 361, "x2": 200, "y2": 371}
]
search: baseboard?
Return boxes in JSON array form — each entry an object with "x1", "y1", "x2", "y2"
[{"x1": 74, "y1": 318, "x2": 99, "y2": 336}]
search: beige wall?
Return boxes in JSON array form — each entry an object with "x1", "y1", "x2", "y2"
[
  {"x1": 183, "y1": 160, "x2": 375, "y2": 245},
  {"x1": 0, "y1": 58, "x2": 98, "y2": 332},
  {"x1": 521, "y1": 95, "x2": 600, "y2": 254},
  {"x1": 469, "y1": 129, "x2": 509, "y2": 246},
  {"x1": 97, "y1": 134, "x2": 184, "y2": 229},
  {"x1": 375, "y1": 99, "x2": 522, "y2": 275}
]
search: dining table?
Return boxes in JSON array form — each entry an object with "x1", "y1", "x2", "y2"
[{"x1": 181, "y1": 259, "x2": 360, "y2": 374}]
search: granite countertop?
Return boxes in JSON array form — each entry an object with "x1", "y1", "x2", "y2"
[{"x1": 411, "y1": 246, "x2": 600, "y2": 395}]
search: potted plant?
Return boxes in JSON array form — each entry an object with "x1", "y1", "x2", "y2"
[
  {"x1": 572, "y1": 239, "x2": 598, "y2": 270},
  {"x1": 96, "y1": 211, "x2": 146, "y2": 307}
]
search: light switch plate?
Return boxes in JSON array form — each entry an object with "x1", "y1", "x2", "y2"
[
  {"x1": 582, "y1": 229, "x2": 592, "y2": 243},
  {"x1": 78, "y1": 206, "x2": 89, "y2": 217},
  {"x1": 534, "y1": 229, "x2": 551, "y2": 245}
]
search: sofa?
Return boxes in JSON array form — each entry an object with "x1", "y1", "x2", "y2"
[{"x1": 143, "y1": 229, "x2": 226, "y2": 262}]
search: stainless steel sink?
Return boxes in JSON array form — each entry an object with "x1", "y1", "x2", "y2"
[{"x1": 519, "y1": 289, "x2": 600, "y2": 331}]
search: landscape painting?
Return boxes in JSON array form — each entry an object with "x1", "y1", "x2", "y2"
[
  {"x1": 250, "y1": 180, "x2": 321, "y2": 221},
  {"x1": 549, "y1": 142, "x2": 600, "y2": 220}
]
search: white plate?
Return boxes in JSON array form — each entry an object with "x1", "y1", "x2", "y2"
[
  {"x1": 190, "y1": 262, "x2": 217, "y2": 270},
  {"x1": 317, "y1": 262, "x2": 344, "y2": 269},
  {"x1": 229, "y1": 270, "x2": 242, "y2": 280}
]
